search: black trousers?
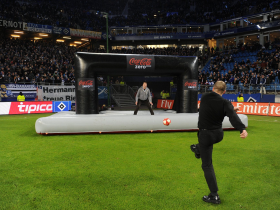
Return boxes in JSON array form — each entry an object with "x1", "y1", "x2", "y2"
[
  {"x1": 197, "y1": 128, "x2": 224, "y2": 193},
  {"x1": 134, "y1": 99, "x2": 154, "y2": 115}
]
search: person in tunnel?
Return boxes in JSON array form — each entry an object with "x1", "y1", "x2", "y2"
[{"x1": 134, "y1": 82, "x2": 154, "y2": 115}]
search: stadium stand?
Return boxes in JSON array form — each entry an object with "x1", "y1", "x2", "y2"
[
  {"x1": 1, "y1": 0, "x2": 280, "y2": 92},
  {"x1": 1, "y1": 0, "x2": 280, "y2": 31}
]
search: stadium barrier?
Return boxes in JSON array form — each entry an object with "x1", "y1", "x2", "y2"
[
  {"x1": 198, "y1": 101, "x2": 280, "y2": 117},
  {"x1": 1, "y1": 100, "x2": 279, "y2": 117},
  {"x1": 0, "y1": 101, "x2": 71, "y2": 115}
]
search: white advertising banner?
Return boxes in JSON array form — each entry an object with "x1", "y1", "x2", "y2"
[
  {"x1": 0, "y1": 102, "x2": 11, "y2": 115},
  {"x1": 37, "y1": 85, "x2": 75, "y2": 101}
]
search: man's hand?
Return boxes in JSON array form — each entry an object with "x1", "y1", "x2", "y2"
[
  {"x1": 135, "y1": 102, "x2": 137, "y2": 105},
  {"x1": 150, "y1": 102, "x2": 153, "y2": 106},
  {"x1": 240, "y1": 130, "x2": 248, "y2": 139},
  {"x1": 234, "y1": 107, "x2": 240, "y2": 112}
]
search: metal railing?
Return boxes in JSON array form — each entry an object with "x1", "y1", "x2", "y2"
[
  {"x1": 127, "y1": 85, "x2": 136, "y2": 100},
  {"x1": 110, "y1": 84, "x2": 135, "y2": 99},
  {"x1": 109, "y1": 84, "x2": 135, "y2": 107},
  {"x1": 198, "y1": 84, "x2": 280, "y2": 96},
  {"x1": 111, "y1": 84, "x2": 128, "y2": 94},
  {"x1": 110, "y1": 84, "x2": 118, "y2": 95}
]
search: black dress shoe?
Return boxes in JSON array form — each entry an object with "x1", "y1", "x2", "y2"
[
  {"x1": 190, "y1": 144, "x2": 200, "y2": 159},
  {"x1": 202, "y1": 194, "x2": 221, "y2": 204}
]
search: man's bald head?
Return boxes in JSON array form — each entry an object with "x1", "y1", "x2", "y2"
[{"x1": 213, "y1": 81, "x2": 226, "y2": 95}]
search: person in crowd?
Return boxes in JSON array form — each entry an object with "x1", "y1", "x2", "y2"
[
  {"x1": 17, "y1": 92, "x2": 25, "y2": 101},
  {"x1": 260, "y1": 74, "x2": 267, "y2": 94},
  {"x1": 250, "y1": 74, "x2": 258, "y2": 93},
  {"x1": 237, "y1": 93, "x2": 244, "y2": 102}
]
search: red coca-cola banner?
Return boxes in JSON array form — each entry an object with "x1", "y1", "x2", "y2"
[
  {"x1": 127, "y1": 55, "x2": 155, "y2": 71},
  {"x1": 9, "y1": 101, "x2": 53, "y2": 114}
]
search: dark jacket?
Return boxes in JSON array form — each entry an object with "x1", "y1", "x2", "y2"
[
  {"x1": 250, "y1": 76, "x2": 258, "y2": 85},
  {"x1": 198, "y1": 92, "x2": 245, "y2": 132},
  {"x1": 260, "y1": 78, "x2": 266, "y2": 85}
]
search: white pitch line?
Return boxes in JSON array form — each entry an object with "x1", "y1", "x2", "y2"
[
  {"x1": 248, "y1": 119, "x2": 279, "y2": 122},
  {"x1": 0, "y1": 117, "x2": 28, "y2": 120}
]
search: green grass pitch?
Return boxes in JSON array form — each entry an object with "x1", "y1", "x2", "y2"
[{"x1": 0, "y1": 113, "x2": 279, "y2": 210}]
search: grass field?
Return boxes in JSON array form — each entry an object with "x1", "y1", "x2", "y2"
[{"x1": 0, "y1": 113, "x2": 279, "y2": 210}]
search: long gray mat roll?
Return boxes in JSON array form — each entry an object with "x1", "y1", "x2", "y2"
[{"x1": 35, "y1": 111, "x2": 248, "y2": 135}]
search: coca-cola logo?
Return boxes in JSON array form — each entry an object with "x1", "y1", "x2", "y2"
[
  {"x1": 184, "y1": 81, "x2": 197, "y2": 87},
  {"x1": 129, "y1": 58, "x2": 152, "y2": 66},
  {"x1": 78, "y1": 78, "x2": 95, "y2": 90},
  {"x1": 127, "y1": 56, "x2": 154, "y2": 71},
  {"x1": 127, "y1": 56, "x2": 154, "y2": 70},
  {"x1": 79, "y1": 80, "x2": 93, "y2": 86},
  {"x1": 183, "y1": 80, "x2": 198, "y2": 90}
]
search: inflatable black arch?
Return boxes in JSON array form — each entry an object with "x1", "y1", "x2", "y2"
[{"x1": 74, "y1": 52, "x2": 198, "y2": 114}]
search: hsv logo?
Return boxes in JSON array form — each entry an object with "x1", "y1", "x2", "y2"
[
  {"x1": 127, "y1": 56, "x2": 155, "y2": 71},
  {"x1": 247, "y1": 96, "x2": 257, "y2": 102},
  {"x1": 9, "y1": 101, "x2": 53, "y2": 114},
  {"x1": 57, "y1": 102, "x2": 66, "y2": 111},
  {"x1": 78, "y1": 78, "x2": 95, "y2": 90},
  {"x1": 183, "y1": 80, "x2": 198, "y2": 90}
]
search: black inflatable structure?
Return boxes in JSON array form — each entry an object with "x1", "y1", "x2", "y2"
[
  {"x1": 74, "y1": 52, "x2": 199, "y2": 114},
  {"x1": 35, "y1": 53, "x2": 249, "y2": 135}
]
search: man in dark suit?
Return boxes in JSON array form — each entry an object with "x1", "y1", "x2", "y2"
[{"x1": 191, "y1": 81, "x2": 248, "y2": 204}]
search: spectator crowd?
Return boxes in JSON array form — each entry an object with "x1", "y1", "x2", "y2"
[
  {"x1": 1, "y1": 0, "x2": 280, "y2": 32},
  {"x1": 0, "y1": 38, "x2": 204, "y2": 85},
  {"x1": 198, "y1": 43, "x2": 280, "y2": 90},
  {"x1": 1, "y1": 37, "x2": 280, "y2": 89}
]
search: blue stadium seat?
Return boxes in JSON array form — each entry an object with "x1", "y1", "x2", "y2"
[{"x1": 270, "y1": 85, "x2": 276, "y2": 90}]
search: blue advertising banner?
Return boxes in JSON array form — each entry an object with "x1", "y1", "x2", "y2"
[
  {"x1": 52, "y1": 101, "x2": 71, "y2": 112},
  {"x1": 198, "y1": 93, "x2": 261, "y2": 102},
  {"x1": 114, "y1": 33, "x2": 205, "y2": 41},
  {"x1": 113, "y1": 19, "x2": 280, "y2": 41},
  {"x1": 23, "y1": 23, "x2": 52, "y2": 33},
  {"x1": 6, "y1": 91, "x2": 37, "y2": 98},
  {"x1": 237, "y1": 25, "x2": 258, "y2": 33},
  {"x1": 5, "y1": 84, "x2": 37, "y2": 90},
  {"x1": 260, "y1": 94, "x2": 275, "y2": 103},
  {"x1": 98, "y1": 86, "x2": 108, "y2": 99},
  {"x1": 53, "y1": 27, "x2": 70, "y2": 35},
  {"x1": 213, "y1": 29, "x2": 237, "y2": 37}
]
